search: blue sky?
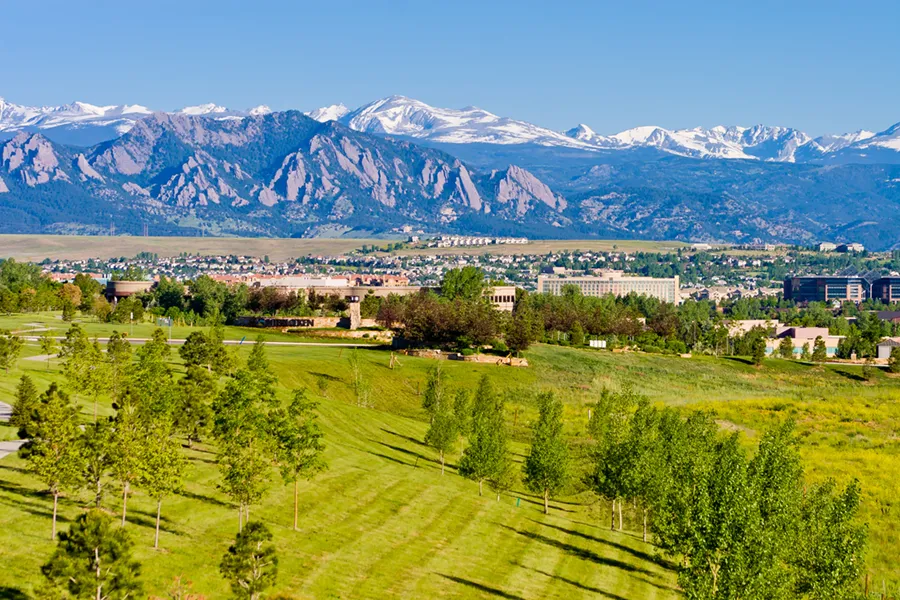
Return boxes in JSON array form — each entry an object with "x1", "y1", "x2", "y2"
[{"x1": 2, "y1": 0, "x2": 897, "y2": 136}]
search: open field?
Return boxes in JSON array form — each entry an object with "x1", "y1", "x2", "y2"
[
  {"x1": 393, "y1": 239, "x2": 690, "y2": 257},
  {"x1": 0, "y1": 234, "x2": 693, "y2": 262},
  {"x1": 1, "y1": 314, "x2": 899, "y2": 596},
  {"x1": 0, "y1": 235, "x2": 374, "y2": 262}
]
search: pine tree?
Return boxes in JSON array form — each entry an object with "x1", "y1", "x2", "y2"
[
  {"x1": 140, "y1": 423, "x2": 185, "y2": 549},
  {"x1": 20, "y1": 383, "x2": 82, "y2": 540},
  {"x1": 800, "y1": 342, "x2": 812, "y2": 362},
  {"x1": 41, "y1": 510, "x2": 143, "y2": 600},
  {"x1": 10, "y1": 374, "x2": 38, "y2": 430},
  {"x1": 778, "y1": 335, "x2": 794, "y2": 359},
  {"x1": 751, "y1": 335, "x2": 767, "y2": 367},
  {"x1": 219, "y1": 522, "x2": 278, "y2": 600},
  {"x1": 458, "y1": 376, "x2": 508, "y2": 496},
  {"x1": 812, "y1": 335, "x2": 828, "y2": 363},
  {"x1": 523, "y1": 392, "x2": 569, "y2": 514},
  {"x1": 179, "y1": 331, "x2": 212, "y2": 369},
  {"x1": 890, "y1": 346, "x2": 900, "y2": 373},
  {"x1": 273, "y1": 389, "x2": 327, "y2": 531},
  {"x1": 424, "y1": 392, "x2": 458, "y2": 475}
]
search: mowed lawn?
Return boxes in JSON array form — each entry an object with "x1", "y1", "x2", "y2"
[
  {"x1": 0, "y1": 330, "x2": 677, "y2": 600},
  {"x1": 2, "y1": 315, "x2": 900, "y2": 595}
]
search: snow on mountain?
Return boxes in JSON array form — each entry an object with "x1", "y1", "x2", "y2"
[
  {"x1": 306, "y1": 103, "x2": 350, "y2": 122},
  {"x1": 2, "y1": 93, "x2": 899, "y2": 165},
  {"x1": 807, "y1": 130, "x2": 876, "y2": 153},
  {"x1": 561, "y1": 123, "x2": 815, "y2": 161},
  {"x1": 248, "y1": 105, "x2": 272, "y2": 116},
  {"x1": 177, "y1": 103, "x2": 230, "y2": 116},
  {"x1": 855, "y1": 122, "x2": 900, "y2": 151},
  {"x1": 338, "y1": 95, "x2": 593, "y2": 148}
]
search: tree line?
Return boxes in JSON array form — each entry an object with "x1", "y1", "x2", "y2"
[
  {"x1": 417, "y1": 365, "x2": 867, "y2": 600},
  {"x1": 11, "y1": 325, "x2": 325, "y2": 599}
]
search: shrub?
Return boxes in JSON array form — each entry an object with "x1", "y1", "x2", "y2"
[{"x1": 460, "y1": 348, "x2": 475, "y2": 356}]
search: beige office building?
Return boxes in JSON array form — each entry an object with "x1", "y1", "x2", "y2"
[{"x1": 537, "y1": 272, "x2": 681, "y2": 304}]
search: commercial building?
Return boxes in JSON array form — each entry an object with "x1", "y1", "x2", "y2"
[
  {"x1": 870, "y1": 277, "x2": 900, "y2": 304},
  {"x1": 766, "y1": 326, "x2": 842, "y2": 358},
  {"x1": 537, "y1": 272, "x2": 681, "y2": 304},
  {"x1": 783, "y1": 276, "x2": 869, "y2": 304}
]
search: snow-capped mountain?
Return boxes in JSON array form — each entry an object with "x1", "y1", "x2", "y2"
[
  {"x1": 0, "y1": 98, "x2": 272, "y2": 146},
  {"x1": 2, "y1": 93, "x2": 899, "y2": 166},
  {"x1": 561, "y1": 122, "x2": 811, "y2": 161},
  {"x1": 305, "y1": 103, "x2": 349, "y2": 122},
  {"x1": 333, "y1": 95, "x2": 593, "y2": 148}
]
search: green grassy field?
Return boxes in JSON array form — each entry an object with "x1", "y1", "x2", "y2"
[{"x1": 1, "y1": 315, "x2": 898, "y2": 597}]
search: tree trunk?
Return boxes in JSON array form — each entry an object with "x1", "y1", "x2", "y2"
[
  {"x1": 642, "y1": 508, "x2": 648, "y2": 543},
  {"x1": 478, "y1": 479, "x2": 483, "y2": 496},
  {"x1": 52, "y1": 491, "x2": 59, "y2": 541},
  {"x1": 121, "y1": 483, "x2": 129, "y2": 527},
  {"x1": 246, "y1": 504, "x2": 250, "y2": 524},
  {"x1": 239, "y1": 503, "x2": 244, "y2": 532},
  {"x1": 154, "y1": 498, "x2": 162, "y2": 549},
  {"x1": 95, "y1": 547, "x2": 102, "y2": 600},
  {"x1": 618, "y1": 499, "x2": 623, "y2": 531},
  {"x1": 293, "y1": 479, "x2": 299, "y2": 531},
  {"x1": 543, "y1": 489, "x2": 549, "y2": 515},
  {"x1": 440, "y1": 451, "x2": 445, "y2": 475},
  {"x1": 610, "y1": 499, "x2": 616, "y2": 531},
  {"x1": 95, "y1": 478, "x2": 102, "y2": 508}
]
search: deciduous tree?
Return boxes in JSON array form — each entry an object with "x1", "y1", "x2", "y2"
[
  {"x1": 424, "y1": 390, "x2": 458, "y2": 475},
  {"x1": 19, "y1": 383, "x2": 82, "y2": 540},
  {"x1": 458, "y1": 376, "x2": 509, "y2": 496},
  {"x1": 523, "y1": 392, "x2": 569, "y2": 514},
  {"x1": 141, "y1": 423, "x2": 185, "y2": 549},
  {"x1": 272, "y1": 389, "x2": 326, "y2": 531}
]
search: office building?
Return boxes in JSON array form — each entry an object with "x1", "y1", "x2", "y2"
[
  {"x1": 871, "y1": 277, "x2": 900, "y2": 304},
  {"x1": 783, "y1": 276, "x2": 868, "y2": 303},
  {"x1": 537, "y1": 272, "x2": 680, "y2": 304}
]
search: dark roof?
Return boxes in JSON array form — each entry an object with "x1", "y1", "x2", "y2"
[
  {"x1": 877, "y1": 311, "x2": 900, "y2": 321},
  {"x1": 877, "y1": 339, "x2": 900, "y2": 347}
]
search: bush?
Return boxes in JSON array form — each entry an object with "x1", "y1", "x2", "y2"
[
  {"x1": 460, "y1": 348, "x2": 475, "y2": 356},
  {"x1": 493, "y1": 341, "x2": 508, "y2": 353},
  {"x1": 666, "y1": 339, "x2": 688, "y2": 354},
  {"x1": 642, "y1": 344, "x2": 662, "y2": 354}
]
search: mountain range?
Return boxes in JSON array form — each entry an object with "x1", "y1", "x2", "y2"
[
  {"x1": 4, "y1": 94, "x2": 899, "y2": 164},
  {"x1": 2, "y1": 94, "x2": 900, "y2": 248}
]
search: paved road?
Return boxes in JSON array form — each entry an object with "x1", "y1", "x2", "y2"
[
  {"x1": 0, "y1": 402, "x2": 24, "y2": 460},
  {"x1": 0, "y1": 440, "x2": 26, "y2": 460},
  {"x1": 19, "y1": 336, "x2": 380, "y2": 348}
]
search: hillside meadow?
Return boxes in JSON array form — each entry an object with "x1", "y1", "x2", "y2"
[{"x1": 0, "y1": 314, "x2": 898, "y2": 597}]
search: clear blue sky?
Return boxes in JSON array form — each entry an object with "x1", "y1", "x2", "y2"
[{"x1": 2, "y1": 0, "x2": 897, "y2": 136}]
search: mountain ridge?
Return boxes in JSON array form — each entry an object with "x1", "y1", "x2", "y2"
[{"x1": 4, "y1": 94, "x2": 899, "y2": 166}]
